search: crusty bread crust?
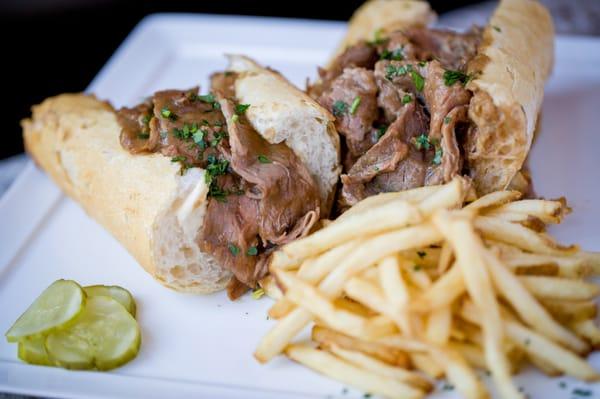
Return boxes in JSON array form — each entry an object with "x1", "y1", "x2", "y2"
[
  {"x1": 466, "y1": 0, "x2": 554, "y2": 193},
  {"x1": 22, "y1": 94, "x2": 231, "y2": 294},
  {"x1": 328, "y1": 0, "x2": 435, "y2": 66}
]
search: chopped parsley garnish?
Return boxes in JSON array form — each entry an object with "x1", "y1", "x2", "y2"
[
  {"x1": 228, "y1": 243, "x2": 240, "y2": 256},
  {"x1": 402, "y1": 94, "x2": 412, "y2": 104},
  {"x1": 413, "y1": 265, "x2": 422, "y2": 271},
  {"x1": 205, "y1": 155, "x2": 229, "y2": 182},
  {"x1": 417, "y1": 251, "x2": 426, "y2": 258},
  {"x1": 171, "y1": 156, "x2": 191, "y2": 175},
  {"x1": 380, "y1": 47, "x2": 404, "y2": 61},
  {"x1": 385, "y1": 64, "x2": 412, "y2": 80},
  {"x1": 433, "y1": 147, "x2": 443, "y2": 165},
  {"x1": 444, "y1": 116, "x2": 452, "y2": 124},
  {"x1": 138, "y1": 132, "x2": 150, "y2": 139},
  {"x1": 443, "y1": 70, "x2": 474, "y2": 87},
  {"x1": 350, "y1": 96, "x2": 361, "y2": 115},
  {"x1": 196, "y1": 92, "x2": 221, "y2": 110},
  {"x1": 235, "y1": 103, "x2": 251, "y2": 115},
  {"x1": 411, "y1": 70, "x2": 425, "y2": 91},
  {"x1": 258, "y1": 155, "x2": 272, "y2": 164},
  {"x1": 559, "y1": 382, "x2": 567, "y2": 389},
  {"x1": 210, "y1": 131, "x2": 228, "y2": 147},
  {"x1": 251, "y1": 287, "x2": 265, "y2": 299},
  {"x1": 142, "y1": 114, "x2": 152, "y2": 124},
  {"x1": 573, "y1": 388, "x2": 592, "y2": 397},
  {"x1": 332, "y1": 100, "x2": 349, "y2": 117},
  {"x1": 442, "y1": 383, "x2": 454, "y2": 391},
  {"x1": 173, "y1": 123, "x2": 199, "y2": 140},
  {"x1": 493, "y1": 25, "x2": 502, "y2": 32},
  {"x1": 374, "y1": 125, "x2": 388, "y2": 141},
  {"x1": 231, "y1": 114, "x2": 239, "y2": 123},
  {"x1": 161, "y1": 107, "x2": 177, "y2": 120},
  {"x1": 413, "y1": 134, "x2": 431, "y2": 150},
  {"x1": 418, "y1": 60, "x2": 428, "y2": 67},
  {"x1": 363, "y1": 394, "x2": 372, "y2": 398},
  {"x1": 192, "y1": 130, "x2": 207, "y2": 149},
  {"x1": 246, "y1": 246, "x2": 258, "y2": 256}
]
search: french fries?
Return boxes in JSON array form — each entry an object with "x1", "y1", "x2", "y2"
[{"x1": 255, "y1": 177, "x2": 600, "y2": 399}]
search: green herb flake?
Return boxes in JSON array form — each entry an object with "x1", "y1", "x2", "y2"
[
  {"x1": 411, "y1": 70, "x2": 425, "y2": 91},
  {"x1": 210, "y1": 131, "x2": 228, "y2": 147},
  {"x1": 142, "y1": 114, "x2": 152, "y2": 124},
  {"x1": 442, "y1": 383, "x2": 454, "y2": 391},
  {"x1": 369, "y1": 28, "x2": 386, "y2": 45},
  {"x1": 350, "y1": 96, "x2": 361, "y2": 115},
  {"x1": 231, "y1": 114, "x2": 239, "y2": 124},
  {"x1": 524, "y1": 338, "x2": 531, "y2": 346},
  {"x1": 433, "y1": 147, "x2": 443, "y2": 165},
  {"x1": 493, "y1": 25, "x2": 502, "y2": 32},
  {"x1": 171, "y1": 155, "x2": 187, "y2": 163},
  {"x1": 559, "y1": 382, "x2": 567, "y2": 389},
  {"x1": 380, "y1": 47, "x2": 404, "y2": 61},
  {"x1": 413, "y1": 265, "x2": 422, "y2": 271},
  {"x1": 418, "y1": 60, "x2": 428, "y2": 67},
  {"x1": 374, "y1": 125, "x2": 388, "y2": 141},
  {"x1": 228, "y1": 243, "x2": 240, "y2": 256},
  {"x1": 385, "y1": 64, "x2": 412, "y2": 80},
  {"x1": 363, "y1": 394, "x2": 372, "y2": 399},
  {"x1": 138, "y1": 132, "x2": 150, "y2": 139},
  {"x1": 402, "y1": 94, "x2": 412, "y2": 104},
  {"x1": 251, "y1": 287, "x2": 265, "y2": 299},
  {"x1": 196, "y1": 92, "x2": 221, "y2": 110},
  {"x1": 573, "y1": 388, "x2": 593, "y2": 397},
  {"x1": 246, "y1": 246, "x2": 258, "y2": 256},
  {"x1": 417, "y1": 251, "x2": 426, "y2": 258},
  {"x1": 444, "y1": 116, "x2": 452, "y2": 124},
  {"x1": 161, "y1": 107, "x2": 176, "y2": 120},
  {"x1": 193, "y1": 130, "x2": 206, "y2": 149},
  {"x1": 413, "y1": 134, "x2": 431, "y2": 151},
  {"x1": 258, "y1": 155, "x2": 272, "y2": 164},
  {"x1": 332, "y1": 100, "x2": 349, "y2": 117},
  {"x1": 443, "y1": 70, "x2": 474, "y2": 87},
  {"x1": 235, "y1": 103, "x2": 251, "y2": 115}
]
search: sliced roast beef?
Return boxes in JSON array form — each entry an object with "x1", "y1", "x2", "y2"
[
  {"x1": 319, "y1": 67, "x2": 379, "y2": 157},
  {"x1": 403, "y1": 27, "x2": 482, "y2": 70},
  {"x1": 341, "y1": 102, "x2": 430, "y2": 206},
  {"x1": 318, "y1": 42, "x2": 378, "y2": 92},
  {"x1": 197, "y1": 99, "x2": 320, "y2": 294},
  {"x1": 117, "y1": 101, "x2": 158, "y2": 153}
]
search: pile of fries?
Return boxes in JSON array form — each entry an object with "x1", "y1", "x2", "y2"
[{"x1": 255, "y1": 177, "x2": 600, "y2": 399}]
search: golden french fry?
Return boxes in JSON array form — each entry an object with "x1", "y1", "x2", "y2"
[
  {"x1": 410, "y1": 353, "x2": 444, "y2": 379},
  {"x1": 528, "y1": 353, "x2": 562, "y2": 377},
  {"x1": 577, "y1": 251, "x2": 600, "y2": 275},
  {"x1": 571, "y1": 319, "x2": 600, "y2": 348},
  {"x1": 448, "y1": 342, "x2": 487, "y2": 370},
  {"x1": 410, "y1": 264, "x2": 464, "y2": 312},
  {"x1": 427, "y1": 345, "x2": 487, "y2": 399},
  {"x1": 540, "y1": 299, "x2": 596, "y2": 325},
  {"x1": 255, "y1": 307, "x2": 312, "y2": 363},
  {"x1": 378, "y1": 256, "x2": 412, "y2": 334},
  {"x1": 485, "y1": 198, "x2": 570, "y2": 224},
  {"x1": 518, "y1": 276, "x2": 599, "y2": 301},
  {"x1": 403, "y1": 261, "x2": 432, "y2": 290},
  {"x1": 433, "y1": 212, "x2": 520, "y2": 399},
  {"x1": 333, "y1": 298, "x2": 375, "y2": 317},
  {"x1": 492, "y1": 242, "x2": 590, "y2": 278},
  {"x1": 464, "y1": 190, "x2": 522, "y2": 212},
  {"x1": 425, "y1": 306, "x2": 452, "y2": 345},
  {"x1": 460, "y1": 301, "x2": 600, "y2": 381},
  {"x1": 326, "y1": 344, "x2": 432, "y2": 391},
  {"x1": 438, "y1": 242, "x2": 454, "y2": 274},
  {"x1": 279, "y1": 200, "x2": 422, "y2": 267},
  {"x1": 260, "y1": 275, "x2": 283, "y2": 300},
  {"x1": 483, "y1": 250, "x2": 588, "y2": 353},
  {"x1": 474, "y1": 216, "x2": 578, "y2": 255},
  {"x1": 285, "y1": 344, "x2": 424, "y2": 399},
  {"x1": 312, "y1": 325, "x2": 410, "y2": 368},
  {"x1": 268, "y1": 298, "x2": 295, "y2": 320},
  {"x1": 297, "y1": 240, "x2": 360, "y2": 284}
]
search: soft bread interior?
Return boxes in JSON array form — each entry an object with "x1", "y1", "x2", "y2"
[
  {"x1": 22, "y1": 94, "x2": 230, "y2": 294},
  {"x1": 228, "y1": 55, "x2": 341, "y2": 212},
  {"x1": 466, "y1": 0, "x2": 554, "y2": 193}
]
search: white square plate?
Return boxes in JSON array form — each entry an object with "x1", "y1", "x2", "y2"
[{"x1": 1, "y1": 13, "x2": 599, "y2": 399}]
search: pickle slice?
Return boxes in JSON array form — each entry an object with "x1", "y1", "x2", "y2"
[
  {"x1": 6, "y1": 280, "x2": 85, "y2": 342},
  {"x1": 45, "y1": 296, "x2": 141, "y2": 370},
  {"x1": 84, "y1": 285, "x2": 137, "y2": 317},
  {"x1": 18, "y1": 336, "x2": 53, "y2": 366}
]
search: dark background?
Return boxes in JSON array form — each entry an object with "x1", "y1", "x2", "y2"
[{"x1": 0, "y1": 0, "x2": 480, "y2": 161}]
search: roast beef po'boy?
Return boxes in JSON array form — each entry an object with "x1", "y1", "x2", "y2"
[
  {"x1": 309, "y1": 0, "x2": 553, "y2": 208},
  {"x1": 22, "y1": 55, "x2": 341, "y2": 299}
]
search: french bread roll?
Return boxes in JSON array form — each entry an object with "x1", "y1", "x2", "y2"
[{"x1": 22, "y1": 55, "x2": 340, "y2": 294}]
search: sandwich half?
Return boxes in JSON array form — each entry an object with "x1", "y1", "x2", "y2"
[
  {"x1": 309, "y1": 0, "x2": 554, "y2": 206},
  {"x1": 23, "y1": 55, "x2": 341, "y2": 298}
]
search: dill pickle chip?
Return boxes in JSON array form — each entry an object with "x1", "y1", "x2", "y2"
[
  {"x1": 6, "y1": 280, "x2": 85, "y2": 343},
  {"x1": 84, "y1": 285, "x2": 137, "y2": 317},
  {"x1": 45, "y1": 296, "x2": 140, "y2": 370},
  {"x1": 18, "y1": 336, "x2": 53, "y2": 366}
]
